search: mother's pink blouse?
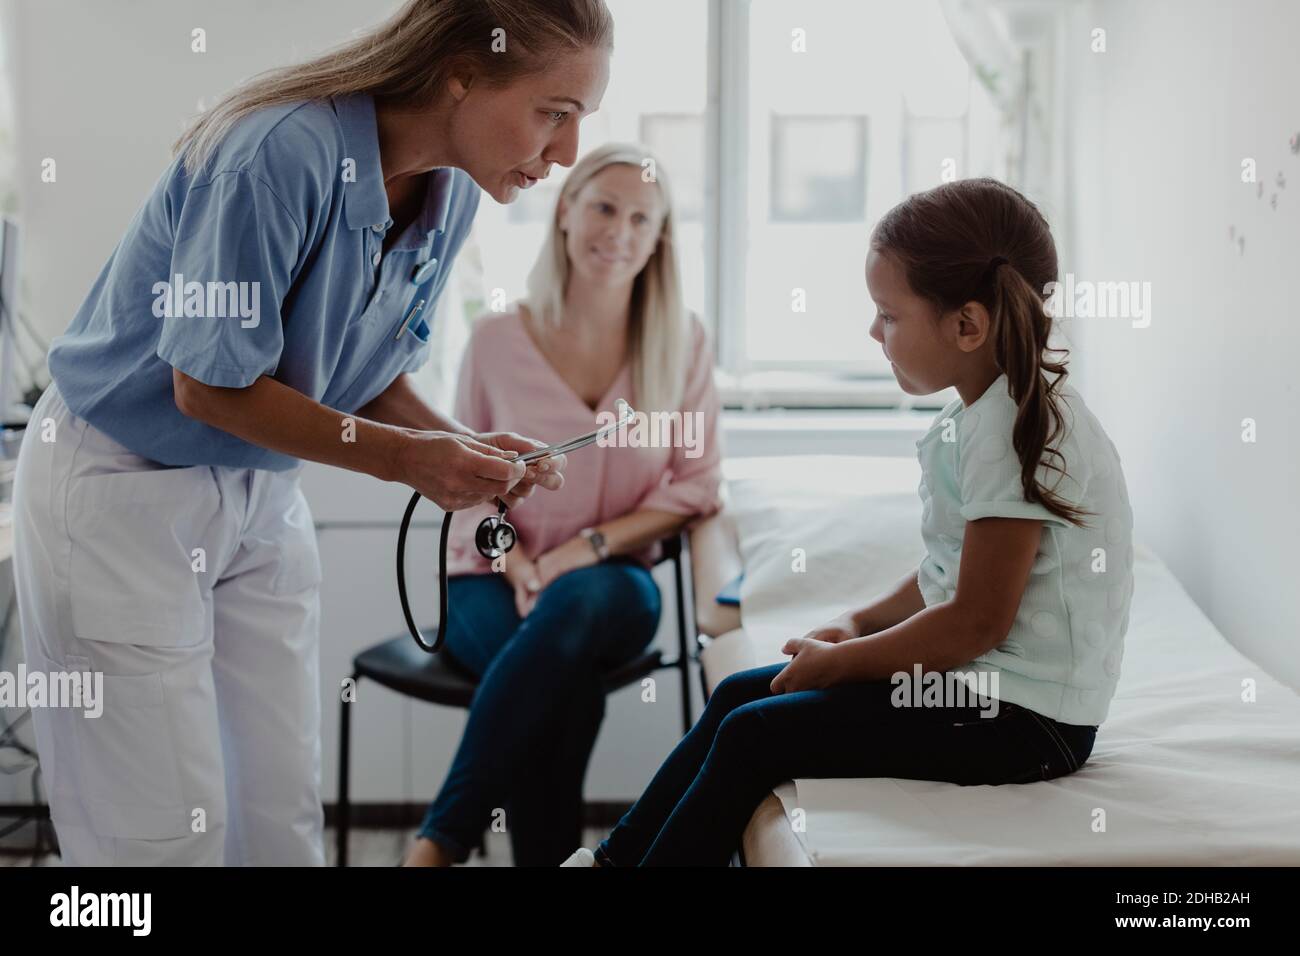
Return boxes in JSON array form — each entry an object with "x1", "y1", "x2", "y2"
[{"x1": 444, "y1": 308, "x2": 724, "y2": 576}]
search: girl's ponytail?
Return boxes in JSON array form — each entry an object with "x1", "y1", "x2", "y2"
[
  {"x1": 988, "y1": 260, "x2": 1091, "y2": 526},
  {"x1": 871, "y1": 178, "x2": 1091, "y2": 528}
]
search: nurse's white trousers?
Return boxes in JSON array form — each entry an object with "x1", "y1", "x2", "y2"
[{"x1": 13, "y1": 384, "x2": 325, "y2": 865}]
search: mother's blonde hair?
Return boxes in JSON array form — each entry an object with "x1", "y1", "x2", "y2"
[
  {"x1": 174, "y1": 0, "x2": 613, "y2": 174},
  {"x1": 524, "y1": 142, "x2": 688, "y2": 415}
]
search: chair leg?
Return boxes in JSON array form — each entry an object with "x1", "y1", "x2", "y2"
[
  {"x1": 336, "y1": 672, "x2": 355, "y2": 867},
  {"x1": 673, "y1": 543, "x2": 694, "y2": 735},
  {"x1": 698, "y1": 641, "x2": 712, "y2": 706},
  {"x1": 677, "y1": 650, "x2": 693, "y2": 736}
]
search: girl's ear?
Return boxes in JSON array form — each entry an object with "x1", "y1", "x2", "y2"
[
  {"x1": 954, "y1": 300, "x2": 992, "y2": 352},
  {"x1": 446, "y1": 62, "x2": 475, "y2": 102}
]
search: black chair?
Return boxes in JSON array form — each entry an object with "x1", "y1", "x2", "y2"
[{"x1": 335, "y1": 532, "x2": 696, "y2": 866}]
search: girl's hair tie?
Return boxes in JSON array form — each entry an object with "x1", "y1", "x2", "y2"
[{"x1": 981, "y1": 255, "x2": 1010, "y2": 288}]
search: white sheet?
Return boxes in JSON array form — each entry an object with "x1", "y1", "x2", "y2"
[{"x1": 727, "y1": 456, "x2": 1300, "y2": 865}]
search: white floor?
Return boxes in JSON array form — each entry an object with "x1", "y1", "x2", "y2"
[
  {"x1": 0, "y1": 826, "x2": 609, "y2": 867},
  {"x1": 329, "y1": 826, "x2": 610, "y2": 867}
]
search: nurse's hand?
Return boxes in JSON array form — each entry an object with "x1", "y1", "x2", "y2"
[
  {"x1": 476, "y1": 431, "x2": 567, "y2": 510},
  {"x1": 399, "y1": 431, "x2": 528, "y2": 511}
]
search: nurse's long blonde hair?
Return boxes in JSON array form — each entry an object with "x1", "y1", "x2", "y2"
[
  {"x1": 174, "y1": 0, "x2": 613, "y2": 174},
  {"x1": 524, "y1": 142, "x2": 689, "y2": 416}
]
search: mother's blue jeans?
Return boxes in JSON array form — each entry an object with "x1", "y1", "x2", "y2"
[{"x1": 417, "y1": 558, "x2": 660, "y2": 865}]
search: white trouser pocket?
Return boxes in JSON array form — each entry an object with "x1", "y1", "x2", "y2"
[
  {"x1": 66, "y1": 465, "x2": 221, "y2": 647},
  {"x1": 59, "y1": 464, "x2": 228, "y2": 842},
  {"x1": 74, "y1": 665, "x2": 221, "y2": 841}
]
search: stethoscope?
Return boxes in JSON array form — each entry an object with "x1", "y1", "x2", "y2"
[{"x1": 396, "y1": 399, "x2": 636, "y2": 654}]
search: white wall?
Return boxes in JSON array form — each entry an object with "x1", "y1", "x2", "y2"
[
  {"x1": 4, "y1": 0, "x2": 404, "y2": 346},
  {"x1": 1064, "y1": 0, "x2": 1300, "y2": 689}
]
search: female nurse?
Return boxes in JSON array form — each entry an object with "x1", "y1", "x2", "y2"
[{"x1": 11, "y1": 0, "x2": 612, "y2": 866}]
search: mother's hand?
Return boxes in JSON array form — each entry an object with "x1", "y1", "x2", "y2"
[{"x1": 503, "y1": 552, "x2": 542, "y2": 618}]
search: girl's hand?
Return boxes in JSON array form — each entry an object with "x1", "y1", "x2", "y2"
[
  {"x1": 802, "y1": 613, "x2": 858, "y2": 645},
  {"x1": 770, "y1": 638, "x2": 843, "y2": 695},
  {"x1": 533, "y1": 537, "x2": 598, "y2": 593}
]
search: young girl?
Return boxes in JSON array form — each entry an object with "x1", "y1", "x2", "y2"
[{"x1": 564, "y1": 177, "x2": 1135, "y2": 867}]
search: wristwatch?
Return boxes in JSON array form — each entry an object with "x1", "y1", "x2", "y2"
[{"x1": 580, "y1": 527, "x2": 610, "y2": 561}]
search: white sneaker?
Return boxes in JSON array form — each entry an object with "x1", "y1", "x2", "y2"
[{"x1": 560, "y1": 847, "x2": 596, "y2": 867}]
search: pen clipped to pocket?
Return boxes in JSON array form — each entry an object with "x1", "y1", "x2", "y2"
[{"x1": 393, "y1": 298, "x2": 426, "y2": 341}]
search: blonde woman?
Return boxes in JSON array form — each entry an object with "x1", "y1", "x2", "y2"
[
  {"x1": 12, "y1": 0, "x2": 614, "y2": 866},
  {"x1": 403, "y1": 143, "x2": 723, "y2": 867}
]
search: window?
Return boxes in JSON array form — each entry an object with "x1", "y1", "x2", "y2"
[
  {"x1": 0, "y1": 26, "x2": 14, "y2": 215},
  {"x1": 728, "y1": 0, "x2": 1000, "y2": 389},
  {"x1": 769, "y1": 116, "x2": 867, "y2": 222},
  {"x1": 639, "y1": 113, "x2": 705, "y2": 222}
]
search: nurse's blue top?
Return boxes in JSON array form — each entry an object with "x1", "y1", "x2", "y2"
[{"x1": 48, "y1": 93, "x2": 481, "y2": 471}]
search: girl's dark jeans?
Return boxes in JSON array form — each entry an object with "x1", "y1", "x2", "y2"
[{"x1": 596, "y1": 663, "x2": 1097, "y2": 866}]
